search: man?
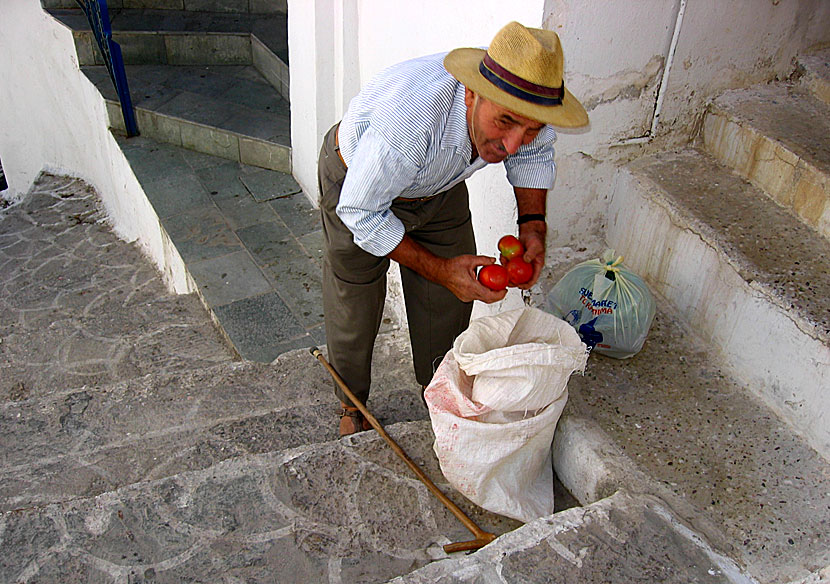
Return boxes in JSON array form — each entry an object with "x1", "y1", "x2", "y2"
[{"x1": 318, "y1": 21, "x2": 588, "y2": 436}]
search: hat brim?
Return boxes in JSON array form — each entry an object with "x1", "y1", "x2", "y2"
[{"x1": 444, "y1": 48, "x2": 588, "y2": 128}]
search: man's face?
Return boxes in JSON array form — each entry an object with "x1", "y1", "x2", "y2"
[{"x1": 465, "y1": 89, "x2": 545, "y2": 163}]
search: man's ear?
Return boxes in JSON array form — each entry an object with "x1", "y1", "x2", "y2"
[{"x1": 464, "y1": 88, "x2": 476, "y2": 108}]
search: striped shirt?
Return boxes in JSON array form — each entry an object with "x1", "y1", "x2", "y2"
[{"x1": 337, "y1": 51, "x2": 557, "y2": 257}]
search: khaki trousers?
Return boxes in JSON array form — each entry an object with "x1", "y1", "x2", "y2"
[{"x1": 318, "y1": 124, "x2": 475, "y2": 406}]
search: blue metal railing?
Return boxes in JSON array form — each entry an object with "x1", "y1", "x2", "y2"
[{"x1": 75, "y1": 0, "x2": 139, "y2": 137}]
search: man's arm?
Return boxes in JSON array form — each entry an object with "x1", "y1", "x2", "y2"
[
  {"x1": 513, "y1": 186, "x2": 548, "y2": 289},
  {"x1": 388, "y1": 235, "x2": 507, "y2": 303}
]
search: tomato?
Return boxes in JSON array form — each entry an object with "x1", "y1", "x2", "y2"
[
  {"x1": 498, "y1": 235, "x2": 524, "y2": 260},
  {"x1": 478, "y1": 264, "x2": 508, "y2": 291},
  {"x1": 507, "y1": 257, "x2": 533, "y2": 285}
]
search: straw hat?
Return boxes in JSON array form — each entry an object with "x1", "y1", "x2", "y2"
[{"x1": 444, "y1": 22, "x2": 588, "y2": 128}]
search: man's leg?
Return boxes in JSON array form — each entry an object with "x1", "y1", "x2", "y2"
[
  {"x1": 392, "y1": 183, "x2": 476, "y2": 386},
  {"x1": 318, "y1": 125, "x2": 387, "y2": 407}
]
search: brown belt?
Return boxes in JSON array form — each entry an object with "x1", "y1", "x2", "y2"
[{"x1": 334, "y1": 126, "x2": 347, "y2": 168}]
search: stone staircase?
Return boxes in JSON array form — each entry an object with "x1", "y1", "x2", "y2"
[
  {"x1": 44, "y1": 1, "x2": 330, "y2": 363},
  {"x1": 3, "y1": 3, "x2": 829, "y2": 582},
  {"x1": 607, "y1": 51, "x2": 830, "y2": 462}
]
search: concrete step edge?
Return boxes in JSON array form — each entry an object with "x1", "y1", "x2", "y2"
[
  {"x1": 796, "y1": 47, "x2": 830, "y2": 106},
  {"x1": 43, "y1": 1, "x2": 287, "y2": 15},
  {"x1": 702, "y1": 86, "x2": 830, "y2": 240},
  {"x1": 389, "y1": 489, "x2": 757, "y2": 584},
  {"x1": 107, "y1": 99, "x2": 291, "y2": 173}
]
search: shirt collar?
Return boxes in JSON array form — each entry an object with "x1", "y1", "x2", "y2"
[{"x1": 444, "y1": 83, "x2": 474, "y2": 162}]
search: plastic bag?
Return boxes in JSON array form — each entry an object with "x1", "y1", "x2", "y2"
[
  {"x1": 545, "y1": 250, "x2": 656, "y2": 359},
  {"x1": 425, "y1": 307, "x2": 588, "y2": 522}
]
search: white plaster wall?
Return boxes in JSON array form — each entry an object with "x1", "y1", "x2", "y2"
[{"x1": 0, "y1": 0, "x2": 192, "y2": 292}]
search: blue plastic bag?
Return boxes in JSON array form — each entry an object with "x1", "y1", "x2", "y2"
[{"x1": 545, "y1": 250, "x2": 656, "y2": 359}]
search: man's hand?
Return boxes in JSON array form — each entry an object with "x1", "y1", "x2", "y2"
[
  {"x1": 388, "y1": 236, "x2": 507, "y2": 304},
  {"x1": 441, "y1": 254, "x2": 508, "y2": 303},
  {"x1": 513, "y1": 186, "x2": 548, "y2": 289},
  {"x1": 517, "y1": 220, "x2": 546, "y2": 289}
]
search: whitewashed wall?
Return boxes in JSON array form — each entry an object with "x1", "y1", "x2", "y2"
[
  {"x1": 0, "y1": 0, "x2": 193, "y2": 293},
  {"x1": 288, "y1": 0, "x2": 830, "y2": 320}
]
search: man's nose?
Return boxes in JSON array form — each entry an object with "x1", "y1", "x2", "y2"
[{"x1": 502, "y1": 128, "x2": 525, "y2": 154}]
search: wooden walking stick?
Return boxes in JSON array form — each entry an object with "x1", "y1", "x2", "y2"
[{"x1": 310, "y1": 347, "x2": 496, "y2": 553}]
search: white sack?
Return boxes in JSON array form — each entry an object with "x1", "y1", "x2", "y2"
[{"x1": 425, "y1": 307, "x2": 587, "y2": 522}]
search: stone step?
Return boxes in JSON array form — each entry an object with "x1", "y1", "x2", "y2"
[
  {"x1": 393, "y1": 490, "x2": 756, "y2": 584},
  {"x1": 608, "y1": 147, "x2": 830, "y2": 462},
  {"x1": 4, "y1": 290, "x2": 828, "y2": 582},
  {"x1": 48, "y1": 7, "x2": 287, "y2": 83},
  {"x1": 42, "y1": 0, "x2": 286, "y2": 15},
  {"x1": 0, "y1": 335, "x2": 423, "y2": 512},
  {"x1": 797, "y1": 47, "x2": 830, "y2": 106},
  {"x1": 530, "y1": 248, "x2": 830, "y2": 583},
  {"x1": 0, "y1": 173, "x2": 234, "y2": 401},
  {"x1": 554, "y1": 300, "x2": 830, "y2": 583},
  {"x1": 701, "y1": 82, "x2": 830, "y2": 239},
  {"x1": 47, "y1": 7, "x2": 290, "y2": 171},
  {"x1": 0, "y1": 419, "x2": 536, "y2": 583},
  {"x1": 114, "y1": 134, "x2": 326, "y2": 363},
  {"x1": 88, "y1": 63, "x2": 291, "y2": 172}
]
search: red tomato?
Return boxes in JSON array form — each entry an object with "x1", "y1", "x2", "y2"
[
  {"x1": 507, "y1": 257, "x2": 533, "y2": 285},
  {"x1": 498, "y1": 235, "x2": 524, "y2": 260},
  {"x1": 478, "y1": 264, "x2": 508, "y2": 291}
]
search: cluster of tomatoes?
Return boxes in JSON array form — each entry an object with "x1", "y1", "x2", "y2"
[{"x1": 477, "y1": 235, "x2": 533, "y2": 291}]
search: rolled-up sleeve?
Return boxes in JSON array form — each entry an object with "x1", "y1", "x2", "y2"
[
  {"x1": 504, "y1": 126, "x2": 557, "y2": 190},
  {"x1": 336, "y1": 127, "x2": 419, "y2": 257}
]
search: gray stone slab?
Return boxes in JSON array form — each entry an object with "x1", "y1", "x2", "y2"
[
  {"x1": 119, "y1": 135, "x2": 193, "y2": 178},
  {"x1": 140, "y1": 171, "x2": 214, "y2": 218},
  {"x1": 113, "y1": 31, "x2": 168, "y2": 64},
  {"x1": 213, "y1": 191, "x2": 280, "y2": 230},
  {"x1": 134, "y1": 107, "x2": 184, "y2": 146},
  {"x1": 194, "y1": 161, "x2": 250, "y2": 199},
  {"x1": 165, "y1": 32, "x2": 251, "y2": 66},
  {"x1": 239, "y1": 168, "x2": 301, "y2": 202},
  {"x1": 258, "y1": 242, "x2": 324, "y2": 330},
  {"x1": 268, "y1": 191, "x2": 321, "y2": 237},
  {"x1": 239, "y1": 135, "x2": 291, "y2": 172},
  {"x1": 235, "y1": 220, "x2": 294, "y2": 264},
  {"x1": 222, "y1": 107, "x2": 290, "y2": 142},
  {"x1": 154, "y1": 90, "x2": 234, "y2": 128},
  {"x1": 218, "y1": 72, "x2": 286, "y2": 112},
  {"x1": 212, "y1": 291, "x2": 306, "y2": 362},
  {"x1": 0, "y1": 421, "x2": 522, "y2": 584},
  {"x1": 163, "y1": 204, "x2": 243, "y2": 263},
  {"x1": 179, "y1": 120, "x2": 241, "y2": 161},
  {"x1": 186, "y1": 250, "x2": 272, "y2": 307},
  {"x1": 393, "y1": 491, "x2": 756, "y2": 584},
  {"x1": 0, "y1": 174, "x2": 233, "y2": 400},
  {"x1": 298, "y1": 229, "x2": 324, "y2": 266},
  {"x1": 0, "y1": 330, "x2": 425, "y2": 510}
]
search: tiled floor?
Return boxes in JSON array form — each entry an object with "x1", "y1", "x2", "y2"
[{"x1": 118, "y1": 135, "x2": 326, "y2": 362}]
